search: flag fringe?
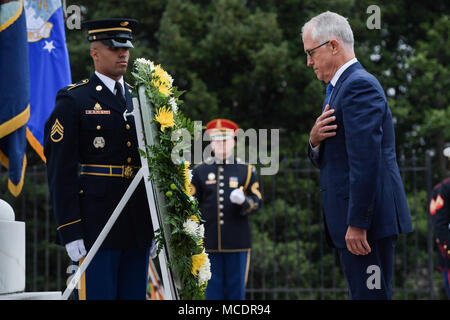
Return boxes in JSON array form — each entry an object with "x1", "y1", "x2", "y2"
[
  {"x1": 0, "y1": 104, "x2": 30, "y2": 139},
  {"x1": 26, "y1": 127, "x2": 46, "y2": 163},
  {"x1": 7, "y1": 155, "x2": 27, "y2": 197},
  {"x1": 0, "y1": 0, "x2": 23, "y2": 32}
]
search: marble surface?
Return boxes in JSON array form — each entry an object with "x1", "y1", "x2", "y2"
[
  {"x1": 0, "y1": 291, "x2": 61, "y2": 300},
  {"x1": 0, "y1": 199, "x2": 15, "y2": 221},
  {"x1": 0, "y1": 220, "x2": 25, "y2": 294}
]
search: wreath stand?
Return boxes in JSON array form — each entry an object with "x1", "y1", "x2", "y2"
[{"x1": 61, "y1": 86, "x2": 179, "y2": 300}]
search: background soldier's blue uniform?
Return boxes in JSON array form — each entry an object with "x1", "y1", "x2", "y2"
[
  {"x1": 191, "y1": 119, "x2": 262, "y2": 300},
  {"x1": 44, "y1": 18, "x2": 153, "y2": 300}
]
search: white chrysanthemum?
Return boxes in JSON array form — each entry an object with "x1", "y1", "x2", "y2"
[
  {"x1": 198, "y1": 253, "x2": 211, "y2": 286},
  {"x1": 169, "y1": 97, "x2": 178, "y2": 113},
  {"x1": 197, "y1": 224, "x2": 205, "y2": 238},
  {"x1": 187, "y1": 169, "x2": 193, "y2": 184},
  {"x1": 183, "y1": 218, "x2": 198, "y2": 237},
  {"x1": 136, "y1": 58, "x2": 155, "y2": 71}
]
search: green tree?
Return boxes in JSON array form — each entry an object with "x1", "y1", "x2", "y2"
[
  {"x1": 157, "y1": 0, "x2": 295, "y2": 147},
  {"x1": 12, "y1": 0, "x2": 450, "y2": 299},
  {"x1": 64, "y1": 0, "x2": 166, "y2": 85},
  {"x1": 405, "y1": 15, "x2": 450, "y2": 176}
]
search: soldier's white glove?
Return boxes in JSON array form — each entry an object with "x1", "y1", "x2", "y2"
[
  {"x1": 65, "y1": 239, "x2": 87, "y2": 262},
  {"x1": 230, "y1": 188, "x2": 246, "y2": 205}
]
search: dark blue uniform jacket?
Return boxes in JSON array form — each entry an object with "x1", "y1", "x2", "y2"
[
  {"x1": 44, "y1": 73, "x2": 153, "y2": 250},
  {"x1": 191, "y1": 158, "x2": 262, "y2": 252}
]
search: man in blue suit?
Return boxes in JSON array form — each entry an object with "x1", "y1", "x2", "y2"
[{"x1": 302, "y1": 11, "x2": 412, "y2": 299}]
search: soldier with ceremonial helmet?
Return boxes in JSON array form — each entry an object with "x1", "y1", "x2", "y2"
[
  {"x1": 190, "y1": 119, "x2": 262, "y2": 300},
  {"x1": 44, "y1": 18, "x2": 153, "y2": 300}
]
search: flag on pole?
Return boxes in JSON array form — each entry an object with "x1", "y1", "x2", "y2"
[
  {"x1": 0, "y1": 0, "x2": 30, "y2": 197},
  {"x1": 24, "y1": 0, "x2": 71, "y2": 162}
]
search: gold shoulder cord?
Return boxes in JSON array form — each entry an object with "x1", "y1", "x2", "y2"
[{"x1": 67, "y1": 79, "x2": 89, "y2": 91}]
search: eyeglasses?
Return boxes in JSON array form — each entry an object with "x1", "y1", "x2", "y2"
[{"x1": 305, "y1": 41, "x2": 330, "y2": 58}]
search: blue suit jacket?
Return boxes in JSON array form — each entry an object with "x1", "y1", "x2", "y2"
[{"x1": 308, "y1": 62, "x2": 413, "y2": 248}]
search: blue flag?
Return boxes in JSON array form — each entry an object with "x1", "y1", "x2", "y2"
[
  {"x1": 0, "y1": 0, "x2": 30, "y2": 196},
  {"x1": 25, "y1": 0, "x2": 71, "y2": 161}
]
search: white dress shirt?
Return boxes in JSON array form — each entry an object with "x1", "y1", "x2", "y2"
[
  {"x1": 95, "y1": 71, "x2": 125, "y2": 96},
  {"x1": 310, "y1": 58, "x2": 358, "y2": 155}
]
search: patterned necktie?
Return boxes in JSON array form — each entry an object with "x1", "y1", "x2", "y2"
[
  {"x1": 323, "y1": 82, "x2": 334, "y2": 110},
  {"x1": 115, "y1": 81, "x2": 126, "y2": 107}
]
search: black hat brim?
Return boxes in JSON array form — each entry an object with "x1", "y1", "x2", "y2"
[{"x1": 101, "y1": 39, "x2": 134, "y2": 48}]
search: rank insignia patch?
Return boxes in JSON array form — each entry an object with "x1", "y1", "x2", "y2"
[
  {"x1": 50, "y1": 119, "x2": 64, "y2": 142},
  {"x1": 429, "y1": 194, "x2": 444, "y2": 215}
]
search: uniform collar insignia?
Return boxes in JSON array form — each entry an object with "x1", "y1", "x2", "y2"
[{"x1": 90, "y1": 73, "x2": 131, "y2": 114}]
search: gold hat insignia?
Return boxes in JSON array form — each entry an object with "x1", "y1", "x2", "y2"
[{"x1": 120, "y1": 21, "x2": 129, "y2": 27}]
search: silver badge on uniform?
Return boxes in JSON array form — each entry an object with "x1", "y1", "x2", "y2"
[{"x1": 93, "y1": 137, "x2": 105, "y2": 149}]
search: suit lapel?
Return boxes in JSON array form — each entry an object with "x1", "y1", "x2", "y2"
[
  {"x1": 328, "y1": 61, "x2": 363, "y2": 107},
  {"x1": 320, "y1": 62, "x2": 363, "y2": 157},
  {"x1": 89, "y1": 74, "x2": 125, "y2": 114}
]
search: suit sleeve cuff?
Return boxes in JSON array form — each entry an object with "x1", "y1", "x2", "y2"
[
  {"x1": 309, "y1": 139, "x2": 320, "y2": 152},
  {"x1": 309, "y1": 139, "x2": 320, "y2": 158},
  {"x1": 347, "y1": 207, "x2": 372, "y2": 229}
]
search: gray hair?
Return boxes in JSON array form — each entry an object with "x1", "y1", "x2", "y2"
[{"x1": 301, "y1": 11, "x2": 354, "y2": 51}]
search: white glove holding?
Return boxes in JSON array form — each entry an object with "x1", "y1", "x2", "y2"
[
  {"x1": 230, "y1": 188, "x2": 246, "y2": 205},
  {"x1": 65, "y1": 239, "x2": 87, "y2": 262}
]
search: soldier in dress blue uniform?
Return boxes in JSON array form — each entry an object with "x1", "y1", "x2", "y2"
[
  {"x1": 44, "y1": 18, "x2": 153, "y2": 300},
  {"x1": 429, "y1": 147, "x2": 450, "y2": 299},
  {"x1": 190, "y1": 119, "x2": 262, "y2": 300}
]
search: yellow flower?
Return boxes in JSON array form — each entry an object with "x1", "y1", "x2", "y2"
[
  {"x1": 189, "y1": 215, "x2": 199, "y2": 223},
  {"x1": 154, "y1": 106, "x2": 174, "y2": 132},
  {"x1": 152, "y1": 64, "x2": 173, "y2": 96},
  {"x1": 191, "y1": 252, "x2": 207, "y2": 276},
  {"x1": 183, "y1": 162, "x2": 192, "y2": 196}
]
